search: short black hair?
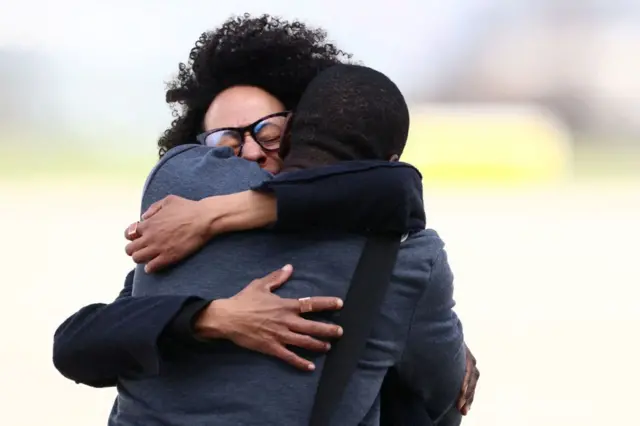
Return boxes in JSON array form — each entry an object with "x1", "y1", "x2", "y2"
[
  {"x1": 282, "y1": 64, "x2": 409, "y2": 170},
  {"x1": 157, "y1": 14, "x2": 352, "y2": 157}
]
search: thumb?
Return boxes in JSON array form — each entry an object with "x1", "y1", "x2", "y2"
[
  {"x1": 142, "y1": 200, "x2": 164, "y2": 221},
  {"x1": 260, "y1": 264, "x2": 294, "y2": 292}
]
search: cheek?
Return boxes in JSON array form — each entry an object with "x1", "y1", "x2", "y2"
[{"x1": 264, "y1": 152, "x2": 283, "y2": 174}]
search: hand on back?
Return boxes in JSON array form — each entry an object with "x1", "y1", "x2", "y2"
[{"x1": 195, "y1": 265, "x2": 344, "y2": 371}]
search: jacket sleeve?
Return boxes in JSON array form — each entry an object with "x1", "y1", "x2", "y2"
[
  {"x1": 52, "y1": 270, "x2": 204, "y2": 388},
  {"x1": 254, "y1": 162, "x2": 426, "y2": 233},
  {"x1": 396, "y1": 247, "x2": 466, "y2": 423}
]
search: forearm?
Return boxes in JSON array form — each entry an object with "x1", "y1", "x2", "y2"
[
  {"x1": 255, "y1": 161, "x2": 425, "y2": 233},
  {"x1": 203, "y1": 190, "x2": 277, "y2": 236},
  {"x1": 170, "y1": 298, "x2": 250, "y2": 341},
  {"x1": 202, "y1": 162, "x2": 425, "y2": 237}
]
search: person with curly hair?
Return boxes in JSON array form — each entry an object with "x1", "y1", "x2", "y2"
[
  {"x1": 110, "y1": 62, "x2": 469, "y2": 426},
  {"x1": 52, "y1": 15, "x2": 478, "y2": 424},
  {"x1": 52, "y1": 13, "x2": 443, "y2": 383},
  {"x1": 157, "y1": 13, "x2": 352, "y2": 163}
]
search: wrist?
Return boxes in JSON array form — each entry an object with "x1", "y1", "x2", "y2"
[
  {"x1": 245, "y1": 190, "x2": 277, "y2": 227},
  {"x1": 165, "y1": 298, "x2": 211, "y2": 342},
  {"x1": 193, "y1": 299, "x2": 232, "y2": 340},
  {"x1": 202, "y1": 191, "x2": 277, "y2": 236},
  {"x1": 198, "y1": 196, "x2": 227, "y2": 239}
]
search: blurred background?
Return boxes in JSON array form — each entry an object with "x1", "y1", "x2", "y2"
[{"x1": 0, "y1": 1, "x2": 638, "y2": 425}]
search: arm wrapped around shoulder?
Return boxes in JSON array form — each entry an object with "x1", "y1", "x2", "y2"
[{"x1": 254, "y1": 162, "x2": 425, "y2": 234}]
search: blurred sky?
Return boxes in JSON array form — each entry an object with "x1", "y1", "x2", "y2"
[
  {"x1": 0, "y1": 0, "x2": 638, "y2": 152},
  {"x1": 0, "y1": 0, "x2": 495, "y2": 134}
]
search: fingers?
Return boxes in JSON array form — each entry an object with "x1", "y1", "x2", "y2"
[
  {"x1": 269, "y1": 345, "x2": 315, "y2": 371},
  {"x1": 280, "y1": 331, "x2": 331, "y2": 353},
  {"x1": 125, "y1": 238, "x2": 147, "y2": 257},
  {"x1": 145, "y1": 255, "x2": 174, "y2": 274},
  {"x1": 461, "y1": 386, "x2": 475, "y2": 415},
  {"x1": 457, "y1": 392, "x2": 467, "y2": 413},
  {"x1": 131, "y1": 247, "x2": 157, "y2": 265},
  {"x1": 254, "y1": 265, "x2": 293, "y2": 291},
  {"x1": 141, "y1": 199, "x2": 164, "y2": 221},
  {"x1": 285, "y1": 296, "x2": 343, "y2": 313},
  {"x1": 125, "y1": 233, "x2": 173, "y2": 273},
  {"x1": 457, "y1": 359, "x2": 479, "y2": 415},
  {"x1": 125, "y1": 210, "x2": 153, "y2": 241},
  {"x1": 288, "y1": 317, "x2": 343, "y2": 339},
  {"x1": 125, "y1": 222, "x2": 141, "y2": 241},
  {"x1": 456, "y1": 359, "x2": 472, "y2": 412},
  {"x1": 462, "y1": 368, "x2": 479, "y2": 413},
  {"x1": 461, "y1": 398, "x2": 473, "y2": 415}
]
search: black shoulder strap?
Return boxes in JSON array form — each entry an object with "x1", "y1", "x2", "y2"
[{"x1": 309, "y1": 233, "x2": 401, "y2": 426}]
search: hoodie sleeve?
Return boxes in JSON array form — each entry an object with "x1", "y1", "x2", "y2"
[
  {"x1": 52, "y1": 270, "x2": 203, "y2": 388},
  {"x1": 253, "y1": 162, "x2": 426, "y2": 233}
]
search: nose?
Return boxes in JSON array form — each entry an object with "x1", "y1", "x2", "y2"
[{"x1": 241, "y1": 137, "x2": 267, "y2": 165}]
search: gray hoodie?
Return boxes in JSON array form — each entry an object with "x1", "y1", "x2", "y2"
[{"x1": 109, "y1": 146, "x2": 465, "y2": 426}]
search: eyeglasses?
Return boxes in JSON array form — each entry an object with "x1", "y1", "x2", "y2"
[{"x1": 196, "y1": 111, "x2": 291, "y2": 155}]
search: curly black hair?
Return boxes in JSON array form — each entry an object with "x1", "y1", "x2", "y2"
[{"x1": 157, "y1": 14, "x2": 352, "y2": 157}]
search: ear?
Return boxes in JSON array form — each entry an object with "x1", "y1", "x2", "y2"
[
  {"x1": 388, "y1": 154, "x2": 399, "y2": 162},
  {"x1": 278, "y1": 113, "x2": 294, "y2": 159}
]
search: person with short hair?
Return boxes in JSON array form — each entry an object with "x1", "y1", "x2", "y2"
[
  {"x1": 52, "y1": 15, "x2": 479, "y2": 425},
  {"x1": 115, "y1": 63, "x2": 466, "y2": 426}
]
